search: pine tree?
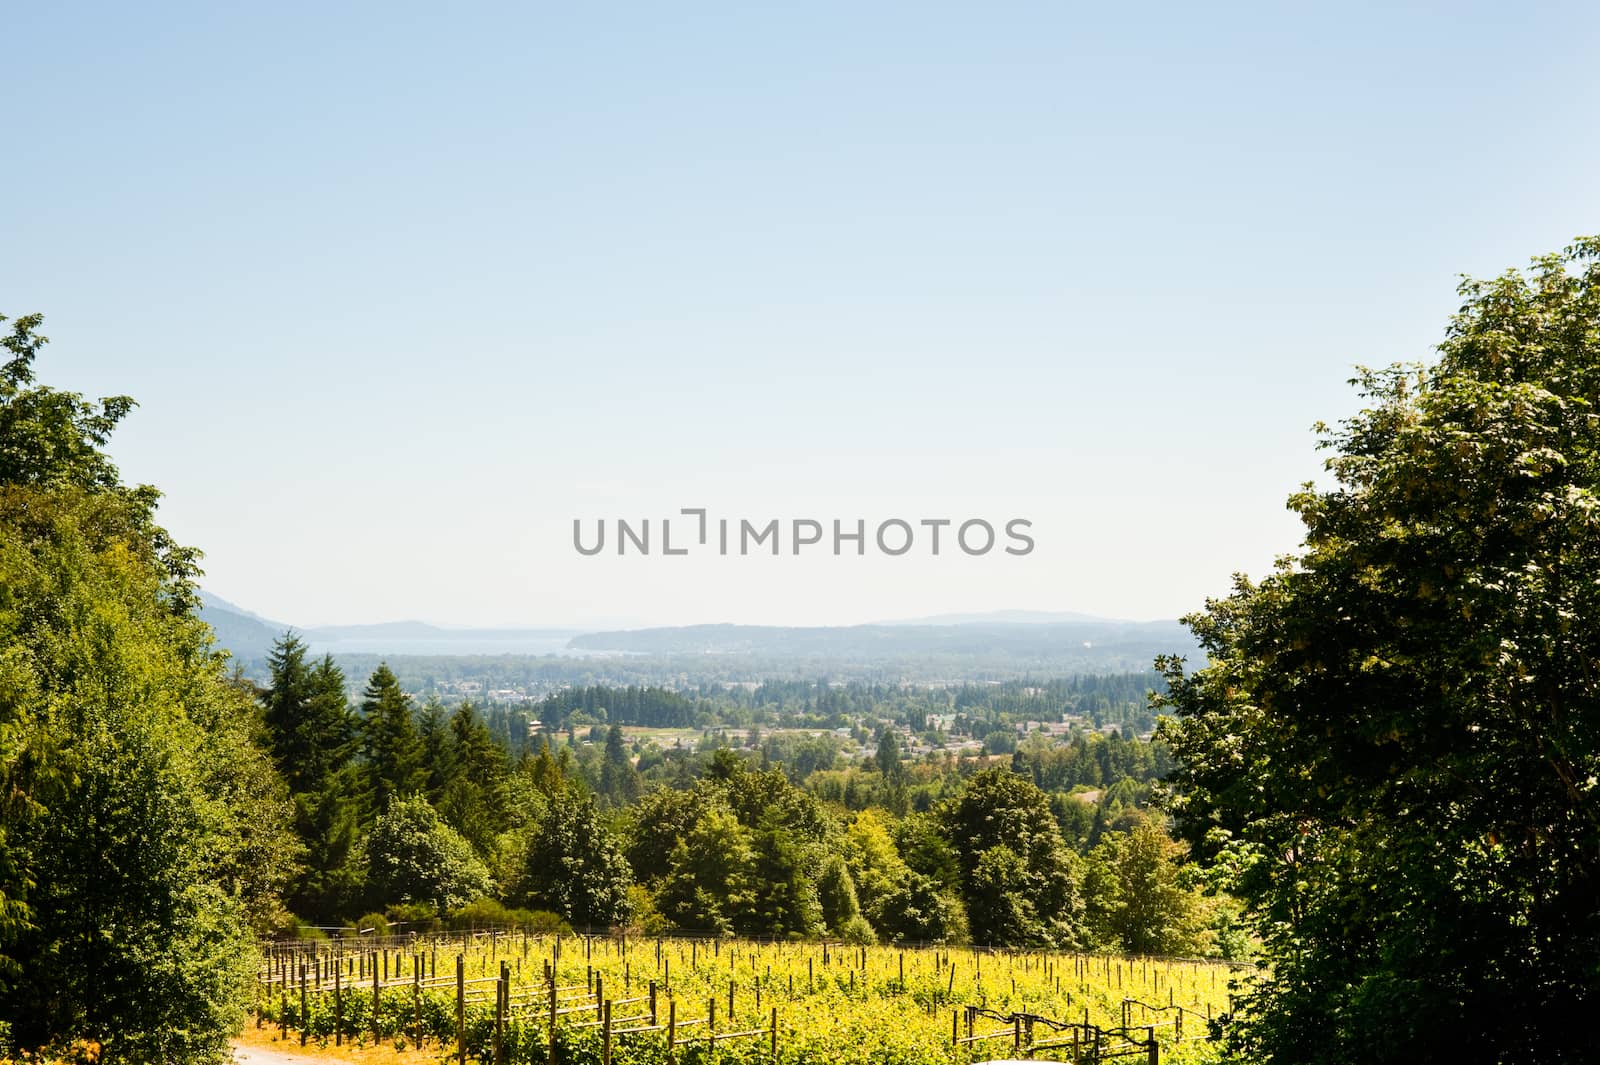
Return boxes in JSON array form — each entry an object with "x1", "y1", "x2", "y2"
[
  {"x1": 262, "y1": 633, "x2": 314, "y2": 776},
  {"x1": 599, "y1": 724, "x2": 642, "y2": 806},
  {"x1": 300, "y1": 656, "x2": 355, "y2": 792},
  {"x1": 358, "y1": 664, "x2": 425, "y2": 816}
]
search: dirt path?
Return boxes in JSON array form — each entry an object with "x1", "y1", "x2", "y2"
[
  {"x1": 231, "y1": 1027, "x2": 438, "y2": 1065},
  {"x1": 232, "y1": 1042, "x2": 343, "y2": 1065}
]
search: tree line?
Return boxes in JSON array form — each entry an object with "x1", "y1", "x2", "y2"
[{"x1": 254, "y1": 637, "x2": 1227, "y2": 959}]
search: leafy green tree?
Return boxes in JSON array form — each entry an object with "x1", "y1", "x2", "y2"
[
  {"x1": 364, "y1": 795, "x2": 491, "y2": 913},
  {"x1": 288, "y1": 774, "x2": 363, "y2": 920},
  {"x1": 263, "y1": 634, "x2": 315, "y2": 770},
  {"x1": 874, "y1": 728, "x2": 909, "y2": 814},
  {"x1": 940, "y1": 768, "x2": 1082, "y2": 947},
  {"x1": 625, "y1": 786, "x2": 705, "y2": 883},
  {"x1": 518, "y1": 794, "x2": 634, "y2": 928},
  {"x1": 843, "y1": 809, "x2": 913, "y2": 917},
  {"x1": 0, "y1": 313, "x2": 199, "y2": 600},
  {"x1": 417, "y1": 696, "x2": 453, "y2": 799},
  {"x1": 657, "y1": 807, "x2": 757, "y2": 934},
  {"x1": 1084, "y1": 820, "x2": 1207, "y2": 955},
  {"x1": 302, "y1": 655, "x2": 356, "y2": 790},
  {"x1": 0, "y1": 315, "x2": 296, "y2": 1059},
  {"x1": 1159, "y1": 239, "x2": 1600, "y2": 1064},
  {"x1": 873, "y1": 873, "x2": 969, "y2": 945},
  {"x1": 261, "y1": 642, "x2": 361, "y2": 918}
]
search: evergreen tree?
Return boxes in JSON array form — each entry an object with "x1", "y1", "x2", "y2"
[
  {"x1": 416, "y1": 696, "x2": 452, "y2": 800},
  {"x1": 358, "y1": 663, "x2": 425, "y2": 816},
  {"x1": 599, "y1": 724, "x2": 643, "y2": 806},
  {"x1": 301, "y1": 655, "x2": 356, "y2": 791},
  {"x1": 816, "y1": 854, "x2": 864, "y2": 933}
]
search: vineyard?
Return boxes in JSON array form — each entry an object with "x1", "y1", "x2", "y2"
[{"x1": 256, "y1": 934, "x2": 1235, "y2": 1065}]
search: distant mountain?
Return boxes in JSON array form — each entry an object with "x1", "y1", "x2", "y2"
[
  {"x1": 196, "y1": 590, "x2": 581, "y2": 661},
  {"x1": 880, "y1": 609, "x2": 1124, "y2": 626},
  {"x1": 198, "y1": 592, "x2": 284, "y2": 661},
  {"x1": 196, "y1": 590, "x2": 1195, "y2": 675},
  {"x1": 298, "y1": 621, "x2": 581, "y2": 656},
  {"x1": 566, "y1": 619, "x2": 1196, "y2": 670}
]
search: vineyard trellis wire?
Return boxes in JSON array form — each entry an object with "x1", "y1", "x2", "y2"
[{"x1": 254, "y1": 929, "x2": 1239, "y2": 1065}]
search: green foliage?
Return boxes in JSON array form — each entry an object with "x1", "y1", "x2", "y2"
[
  {"x1": 358, "y1": 663, "x2": 426, "y2": 814},
  {"x1": 447, "y1": 898, "x2": 571, "y2": 934},
  {"x1": 0, "y1": 314, "x2": 198, "y2": 602},
  {"x1": 0, "y1": 318, "x2": 295, "y2": 1059},
  {"x1": 871, "y1": 874, "x2": 968, "y2": 945},
  {"x1": 1084, "y1": 819, "x2": 1207, "y2": 955},
  {"x1": 816, "y1": 854, "x2": 863, "y2": 932},
  {"x1": 364, "y1": 795, "x2": 492, "y2": 914},
  {"x1": 351, "y1": 911, "x2": 392, "y2": 937},
  {"x1": 657, "y1": 807, "x2": 757, "y2": 935},
  {"x1": 1159, "y1": 237, "x2": 1600, "y2": 1063},
  {"x1": 261, "y1": 638, "x2": 361, "y2": 919},
  {"x1": 939, "y1": 769, "x2": 1082, "y2": 947},
  {"x1": 516, "y1": 794, "x2": 634, "y2": 928},
  {"x1": 600, "y1": 724, "x2": 644, "y2": 806}
]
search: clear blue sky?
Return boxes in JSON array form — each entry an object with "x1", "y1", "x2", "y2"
[{"x1": 5, "y1": 2, "x2": 1598, "y2": 628}]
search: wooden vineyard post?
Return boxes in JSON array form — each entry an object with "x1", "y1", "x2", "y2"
[
  {"x1": 299, "y1": 963, "x2": 308, "y2": 1047},
  {"x1": 708, "y1": 996, "x2": 717, "y2": 1052},
  {"x1": 770, "y1": 1007, "x2": 778, "y2": 1060},
  {"x1": 456, "y1": 953, "x2": 466, "y2": 1065},
  {"x1": 1012, "y1": 1013, "x2": 1021, "y2": 1054},
  {"x1": 667, "y1": 998, "x2": 677, "y2": 1062},
  {"x1": 414, "y1": 955, "x2": 422, "y2": 1049},
  {"x1": 1147, "y1": 1026, "x2": 1158, "y2": 1065},
  {"x1": 549, "y1": 964, "x2": 558, "y2": 1065},
  {"x1": 334, "y1": 961, "x2": 343, "y2": 1046},
  {"x1": 650, "y1": 980, "x2": 658, "y2": 1025},
  {"x1": 602, "y1": 1000, "x2": 613, "y2": 1065},
  {"x1": 373, "y1": 955, "x2": 382, "y2": 1045},
  {"x1": 951, "y1": 1009, "x2": 959, "y2": 1048},
  {"x1": 494, "y1": 962, "x2": 507, "y2": 1065}
]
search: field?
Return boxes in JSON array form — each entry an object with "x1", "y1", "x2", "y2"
[{"x1": 257, "y1": 934, "x2": 1235, "y2": 1065}]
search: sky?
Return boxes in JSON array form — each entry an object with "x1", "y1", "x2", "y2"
[{"x1": 5, "y1": 2, "x2": 1599, "y2": 629}]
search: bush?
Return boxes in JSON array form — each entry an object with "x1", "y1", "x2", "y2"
[
  {"x1": 272, "y1": 914, "x2": 330, "y2": 942},
  {"x1": 447, "y1": 898, "x2": 571, "y2": 934},
  {"x1": 350, "y1": 912, "x2": 392, "y2": 938},
  {"x1": 386, "y1": 902, "x2": 441, "y2": 934},
  {"x1": 837, "y1": 914, "x2": 878, "y2": 945}
]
